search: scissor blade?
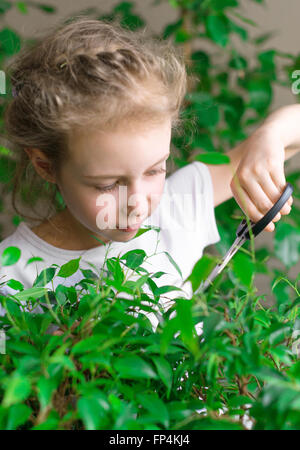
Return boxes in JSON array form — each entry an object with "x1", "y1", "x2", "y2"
[{"x1": 195, "y1": 235, "x2": 246, "y2": 293}]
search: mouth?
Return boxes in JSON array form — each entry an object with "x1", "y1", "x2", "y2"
[{"x1": 117, "y1": 221, "x2": 143, "y2": 232}]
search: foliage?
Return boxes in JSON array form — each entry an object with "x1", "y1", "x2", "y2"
[
  {"x1": 0, "y1": 0, "x2": 300, "y2": 431},
  {"x1": 1, "y1": 238, "x2": 300, "y2": 430}
]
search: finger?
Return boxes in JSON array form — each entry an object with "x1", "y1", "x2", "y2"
[
  {"x1": 272, "y1": 212, "x2": 281, "y2": 222},
  {"x1": 231, "y1": 184, "x2": 275, "y2": 232},
  {"x1": 257, "y1": 174, "x2": 292, "y2": 216},
  {"x1": 268, "y1": 168, "x2": 292, "y2": 215},
  {"x1": 237, "y1": 170, "x2": 292, "y2": 217},
  {"x1": 235, "y1": 174, "x2": 278, "y2": 217}
]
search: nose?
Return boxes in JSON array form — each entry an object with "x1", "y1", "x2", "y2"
[{"x1": 119, "y1": 181, "x2": 149, "y2": 222}]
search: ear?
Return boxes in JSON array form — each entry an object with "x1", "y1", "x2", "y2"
[{"x1": 25, "y1": 148, "x2": 57, "y2": 184}]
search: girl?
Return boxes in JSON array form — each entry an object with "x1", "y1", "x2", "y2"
[{"x1": 0, "y1": 16, "x2": 298, "y2": 329}]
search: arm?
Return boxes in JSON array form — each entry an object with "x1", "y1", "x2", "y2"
[
  {"x1": 205, "y1": 143, "x2": 247, "y2": 207},
  {"x1": 205, "y1": 104, "x2": 300, "y2": 231}
]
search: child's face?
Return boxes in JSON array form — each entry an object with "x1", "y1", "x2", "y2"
[{"x1": 56, "y1": 118, "x2": 172, "y2": 244}]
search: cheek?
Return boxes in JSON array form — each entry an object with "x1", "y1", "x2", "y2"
[
  {"x1": 58, "y1": 176, "x2": 165, "y2": 224},
  {"x1": 58, "y1": 181, "x2": 106, "y2": 221},
  {"x1": 148, "y1": 178, "x2": 165, "y2": 213}
]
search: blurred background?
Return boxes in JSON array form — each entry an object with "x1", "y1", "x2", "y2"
[{"x1": 0, "y1": 0, "x2": 300, "y2": 305}]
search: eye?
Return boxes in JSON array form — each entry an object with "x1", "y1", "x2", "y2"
[
  {"x1": 148, "y1": 168, "x2": 167, "y2": 176},
  {"x1": 95, "y1": 183, "x2": 117, "y2": 193},
  {"x1": 95, "y1": 168, "x2": 166, "y2": 192}
]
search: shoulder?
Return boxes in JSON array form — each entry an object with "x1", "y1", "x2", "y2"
[
  {"x1": 166, "y1": 161, "x2": 212, "y2": 194},
  {"x1": 0, "y1": 223, "x2": 37, "y2": 289},
  {"x1": 0, "y1": 227, "x2": 20, "y2": 254}
]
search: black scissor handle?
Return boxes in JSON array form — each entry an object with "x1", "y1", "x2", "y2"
[{"x1": 236, "y1": 182, "x2": 294, "y2": 240}]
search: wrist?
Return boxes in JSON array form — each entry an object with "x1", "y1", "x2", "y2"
[
  {"x1": 251, "y1": 122, "x2": 285, "y2": 154},
  {"x1": 258, "y1": 104, "x2": 300, "y2": 150}
]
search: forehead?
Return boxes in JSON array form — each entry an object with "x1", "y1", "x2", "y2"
[{"x1": 66, "y1": 120, "x2": 172, "y2": 173}]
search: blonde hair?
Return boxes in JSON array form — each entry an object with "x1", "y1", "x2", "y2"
[{"x1": 3, "y1": 15, "x2": 189, "y2": 223}]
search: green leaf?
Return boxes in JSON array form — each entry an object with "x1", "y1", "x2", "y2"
[
  {"x1": 210, "y1": 0, "x2": 238, "y2": 10},
  {"x1": 80, "y1": 269, "x2": 98, "y2": 280},
  {"x1": 162, "y1": 251, "x2": 183, "y2": 278},
  {"x1": 191, "y1": 50, "x2": 210, "y2": 76},
  {"x1": 6, "y1": 340, "x2": 39, "y2": 357},
  {"x1": 120, "y1": 249, "x2": 146, "y2": 270},
  {"x1": 186, "y1": 92, "x2": 220, "y2": 128},
  {"x1": 71, "y1": 335, "x2": 107, "y2": 355},
  {"x1": 113, "y1": 355, "x2": 158, "y2": 379},
  {"x1": 268, "y1": 324, "x2": 290, "y2": 346},
  {"x1": 2, "y1": 373, "x2": 31, "y2": 407},
  {"x1": 206, "y1": 15, "x2": 230, "y2": 48},
  {"x1": 106, "y1": 258, "x2": 124, "y2": 286},
  {"x1": 195, "y1": 152, "x2": 230, "y2": 165},
  {"x1": 37, "y1": 377, "x2": 57, "y2": 411},
  {"x1": 151, "y1": 356, "x2": 173, "y2": 397},
  {"x1": 16, "y1": 2, "x2": 28, "y2": 14},
  {"x1": 77, "y1": 393, "x2": 109, "y2": 430},
  {"x1": 13, "y1": 287, "x2": 48, "y2": 302},
  {"x1": 153, "y1": 284, "x2": 183, "y2": 296},
  {"x1": 258, "y1": 50, "x2": 276, "y2": 74},
  {"x1": 25, "y1": 256, "x2": 44, "y2": 266},
  {"x1": 30, "y1": 410, "x2": 60, "y2": 430},
  {"x1": 191, "y1": 133, "x2": 215, "y2": 152},
  {"x1": 227, "y1": 395, "x2": 254, "y2": 409},
  {"x1": 1, "y1": 246, "x2": 21, "y2": 266},
  {"x1": 175, "y1": 28, "x2": 193, "y2": 43},
  {"x1": 230, "y1": 11, "x2": 257, "y2": 27},
  {"x1": 248, "y1": 79, "x2": 272, "y2": 112},
  {"x1": 57, "y1": 258, "x2": 81, "y2": 278},
  {"x1": 33, "y1": 267, "x2": 56, "y2": 287},
  {"x1": 254, "y1": 310, "x2": 271, "y2": 328},
  {"x1": 0, "y1": 0, "x2": 12, "y2": 14},
  {"x1": 134, "y1": 226, "x2": 153, "y2": 239},
  {"x1": 136, "y1": 393, "x2": 169, "y2": 428},
  {"x1": 253, "y1": 31, "x2": 277, "y2": 46},
  {"x1": 185, "y1": 254, "x2": 216, "y2": 292},
  {"x1": 0, "y1": 146, "x2": 13, "y2": 156},
  {"x1": 34, "y1": 3, "x2": 56, "y2": 13},
  {"x1": 6, "y1": 279, "x2": 24, "y2": 291},
  {"x1": 229, "y1": 55, "x2": 248, "y2": 70},
  {"x1": 202, "y1": 312, "x2": 225, "y2": 340},
  {"x1": 0, "y1": 156, "x2": 16, "y2": 184},
  {"x1": 274, "y1": 222, "x2": 300, "y2": 268},
  {"x1": 12, "y1": 215, "x2": 22, "y2": 227},
  {"x1": 175, "y1": 299, "x2": 199, "y2": 354},
  {"x1": 232, "y1": 252, "x2": 255, "y2": 288},
  {"x1": 5, "y1": 404, "x2": 32, "y2": 430},
  {"x1": 0, "y1": 28, "x2": 21, "y2": 55},
  {"x1": 227, "y1": 17, "x2": 248, "y2": 41},
  {"x1": 162, "y1": 18, "x2": 183, "y2": 39}
]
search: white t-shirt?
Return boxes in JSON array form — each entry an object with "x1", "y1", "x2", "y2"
[{"x1": 0, "y1": 161, "x2": 220, "y2": 330}]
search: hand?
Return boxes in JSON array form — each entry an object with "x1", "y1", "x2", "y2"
[{"x1": 230, "y1": 127, "x2": 293, "y2": 232}]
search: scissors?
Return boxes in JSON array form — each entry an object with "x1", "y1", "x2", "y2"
[{"x1": 196, "y1": 182, "x2": 294, "y2": 293}]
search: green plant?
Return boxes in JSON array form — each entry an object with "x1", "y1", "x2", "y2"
[
  {"x1": 1, "y1": 0, "x2": 299, "y2": 295},
  {"x1": 1, "y1": 236, "x2": 300, "y2": 430}
]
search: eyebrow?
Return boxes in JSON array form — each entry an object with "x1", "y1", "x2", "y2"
[{"x1": 84, "y1": 152, "x2": 170, "y2": 179}]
